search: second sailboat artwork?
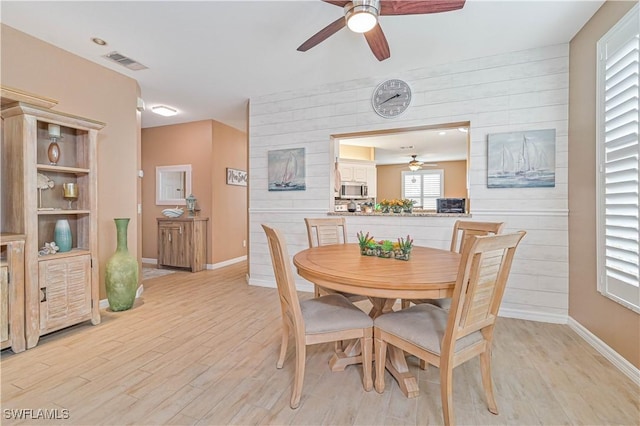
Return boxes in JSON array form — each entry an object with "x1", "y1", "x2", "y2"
[{"x1": 487, "y1": 129, "x2": 556, "y2": 188}]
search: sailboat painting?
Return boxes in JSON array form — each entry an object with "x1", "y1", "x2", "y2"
[
  {"x1": 487, "y1": 129, "x2": 556, "y2": 188},
  {"x1": 268, "y1": 148, "x2": 306, "y2": 191}
]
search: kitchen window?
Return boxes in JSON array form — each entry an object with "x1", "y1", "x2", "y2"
[
  {"x1": 595, "y1": 3, "x2": 639, "y2": 312},
  {"x1": 402, "y1": 170, "x2": 443, "y2": 210}
]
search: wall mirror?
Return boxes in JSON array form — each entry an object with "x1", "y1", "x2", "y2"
[{"x1": 156, "y1": 164, "x2": 192, "y2": 205}]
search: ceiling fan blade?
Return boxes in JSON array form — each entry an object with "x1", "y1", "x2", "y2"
[
  {"x1": 364, "y1": 24, "x2": 390, "y2": 61},
  {"x1": 380, "y1": 0, "x2": 466, "y2": 15},
  {"x1": 322, "y1": 0, "x2": 350, "y2": 6},
  {"x1": 297, "y1": 17, "x2": 346, "y2": 52}
]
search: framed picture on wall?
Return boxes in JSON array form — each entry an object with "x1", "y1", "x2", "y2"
[
  {"x1": 487, "y1": 129, "x2": 556, "y2": 188},
  {"x1": 226, "y1": 168, "x2": 247, "y2": 186},
  {"x1": 268, "y1": 148, "x2": 306, "y2": 191}
]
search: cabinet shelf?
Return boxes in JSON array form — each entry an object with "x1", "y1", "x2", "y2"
[
  {"x1": 37, "y1": 248, "x2": 90, "y2": 261},
  {"x1": 37, "y1": 209, "x2": 90, "y2": 215},
  {"x1": 37, "y1": 164, "x2": 90, "y2": 175}
]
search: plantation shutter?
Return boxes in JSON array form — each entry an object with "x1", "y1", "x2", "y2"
[
  {"x1": 596, "y1": 4, "x2": 640, "y2": 311},
  {"x1": 402, "y1": 170, "x2": 443, "y2": 209}
]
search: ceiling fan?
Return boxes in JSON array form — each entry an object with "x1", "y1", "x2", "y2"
[
  {"x1": 408, "y1": 154, "x2": 438, "y2": 170},
  {"x1": 408, "y1": 155, "x2": 423, "y2": 171},
  {"x1": 297, "y1": 0, "x2": 466, "y2": 61}
]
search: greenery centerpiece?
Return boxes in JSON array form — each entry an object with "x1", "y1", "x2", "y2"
[
  {"x1": 377, "y1": 239, "x2": 395, "y2": 258},
  {"x1": 394, "y1": 235, "x2": 413, "y2": 261},
  {"x1": 358, "y1": 231, "x2": 414, "y2": 261},
  {"x1": 357, "y1": 231, "x2": 377, "y2": 256}
]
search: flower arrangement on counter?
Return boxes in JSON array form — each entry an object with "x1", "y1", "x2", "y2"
[
  {"x1": 357, "y1": 231, "x2": 413, "y2": 261},
  {"x1": 378, "y1": 198, "x2": 416, "y2": 213}
]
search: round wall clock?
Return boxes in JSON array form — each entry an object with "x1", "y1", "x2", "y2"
[{"x1": 372, "y1": 79, "x2": 412, "y2": 118}]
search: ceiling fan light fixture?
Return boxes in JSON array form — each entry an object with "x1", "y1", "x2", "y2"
[
  {"x1": 408, "y1": 154, "x2": 423, "y2": 171},
  {"x1": 345, "y1": 0, "x2": 379, "y2": 33}
]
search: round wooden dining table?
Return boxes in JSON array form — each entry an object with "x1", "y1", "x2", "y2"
[{"x1": 293, "y1": 243, "x2": 461, "y2": 398}]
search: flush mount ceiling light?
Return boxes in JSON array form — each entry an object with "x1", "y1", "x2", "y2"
[
  {"x1": 408, "y1": 155, "x2": 423, "y2": 171},
  {"x1": 151, "y1": 105, "x2": 178, "y2": 117},
  {"x1": 345, "y1": 0, "x2": 380, "y2": 33}
]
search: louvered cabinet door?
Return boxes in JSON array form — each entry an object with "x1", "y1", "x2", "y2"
[{"x1": 38, "y1": 255, "x2": 92, "y2": 334}]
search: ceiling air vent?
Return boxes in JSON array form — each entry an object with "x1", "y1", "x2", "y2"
[{"x1": 102, "y1": 51, "x2": 148, "y2": 71}]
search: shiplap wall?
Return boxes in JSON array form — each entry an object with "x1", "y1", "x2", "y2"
[{"x1": 248, "y1": 44, "x2": 569, "y2": 324}]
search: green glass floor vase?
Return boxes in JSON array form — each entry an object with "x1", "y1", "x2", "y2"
[{"x1": 105, "y1": 218, "x2": 139, "y2": 311}]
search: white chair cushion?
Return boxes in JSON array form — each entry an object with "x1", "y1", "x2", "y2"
[
  {"x1": 374, "y1": 303, "x2": 482, "y2": 355},
  {"x1": 301, "y1": 294, "x2": 373, "y2": 335}
]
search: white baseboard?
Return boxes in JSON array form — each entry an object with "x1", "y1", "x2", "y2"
[
  {"x1": 142, "y1": 256, "x2": 246, "y2": 270},
  {"x1": 206, "y1": 256, "x2": 247, "y2": 270},
  {"x1": 498, "y1": 307, "x2": 568, "y2": 324},
  {"x1": 248, "y1": 277, "x2": 314, "y2": 293},
  {"x1": 568, "y1": 317, "x2": 640, "y2": 386}
]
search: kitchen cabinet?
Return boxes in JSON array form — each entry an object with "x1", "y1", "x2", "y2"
[
  {"x1": 157, "y1": 217, "x2": 208, "y2": 272},
  {"x1": 339, "y1": 160, "x2": 377, "y2": 197},
  {"x1": 0, "y1": 234, "x2": 26, "y2": 353},
  {"x1": 1, "y1": 102, "x2": 103, "y2": 348}
]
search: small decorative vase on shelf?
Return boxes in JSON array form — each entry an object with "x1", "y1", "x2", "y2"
[
  {"x1": 54, "y1": 219, "x2": 72, "y2": 252},
  {"x1": 47, "y1": 124, "x2": 61, "y2": 165},
  {"x1": 47, "y1": 141, "x2": 60, "y2": 165},
  {"x1": 105, "y1": 218, "x2": 139, "y2": 312}
]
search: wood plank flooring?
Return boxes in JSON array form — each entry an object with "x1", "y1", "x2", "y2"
[{"x1": 1, "y1": 262, "x2": 638, "y2": 425}]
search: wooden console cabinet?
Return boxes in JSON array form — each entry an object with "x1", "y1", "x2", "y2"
[
  {"x1": 0, "y1": 234, "x2": 26, "y2": 353},
  {"x1": 157, "y1": 217, "x2": 208, "y2": 272}
]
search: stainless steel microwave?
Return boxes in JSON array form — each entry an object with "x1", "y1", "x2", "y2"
[{"x1": 340, "y1": 182, "x2": 368, "y2": 199}]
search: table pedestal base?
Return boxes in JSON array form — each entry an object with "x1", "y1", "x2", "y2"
[{"x1": 327, "y1": 297, "x2": 419, "y2": 398}]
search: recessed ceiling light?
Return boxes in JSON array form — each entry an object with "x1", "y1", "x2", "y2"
[
  {"x1": 151, "y1": 105, "x2": 178, "y2": 117},
  {"x1": 438, "y1": 131, "x2": 446, "y2": 136},
  {"x1": 458, "y1": 127, "x2": 469, "y2": 133},
  {"x1": 91, "y1": 37, "x2": 107, "y2": 46}
]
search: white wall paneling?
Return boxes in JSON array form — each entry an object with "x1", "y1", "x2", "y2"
[{"x1": 249, "y1": 44, "x2": 570, "y2": 323}]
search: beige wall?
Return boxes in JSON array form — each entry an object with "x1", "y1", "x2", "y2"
[
  {"x1": 339, "y1": 145, "x2": 375, "y2": 161},
  {"x1": 1, "y1": 25, "x2": 141, "y2": 299},
  {"x1": 141, "y1": 120, "x2": 247, "y2": 265},
  {"x1": 212, "y1": 121, "x2": 248, "y2": 262},
  {"x1": 568, "y1": 1, "x2": 639, "y2": 368},
  {"x1": 376, "y1": 160, "x2": 467, "y2": 202}
]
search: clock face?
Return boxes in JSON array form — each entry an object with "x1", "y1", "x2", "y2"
[{"x1": 372, "y1": 79, "x2": 412, "y2": 118}]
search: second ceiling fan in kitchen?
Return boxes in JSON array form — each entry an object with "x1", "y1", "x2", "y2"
[{"x1": 297, "y1": 0, "x2": 466, "y2": 61}]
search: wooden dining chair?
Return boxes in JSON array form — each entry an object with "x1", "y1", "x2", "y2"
[
  {"x1": 304, "y1": 217, "x2": 367, "y2": 302},
  {"x1": 262, "y1": 224, "x2": 373, "y2": 409},
  {"x1": 402, "y1": 220, "x2": 505, "y2": 310},
  {"x1": 374, "y1": 231, "x2": 526, "y2": 425}
]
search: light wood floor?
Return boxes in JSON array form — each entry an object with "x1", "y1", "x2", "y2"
[{"x1": 1, "y1": 262, "x2": 638, "y2": 425}]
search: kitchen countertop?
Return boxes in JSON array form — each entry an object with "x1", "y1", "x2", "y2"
[{"x1": 328, "y1": 211, "x2": 470, "y2": 217}]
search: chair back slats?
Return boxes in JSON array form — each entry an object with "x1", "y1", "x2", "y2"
[
  {"x1": 262, "y1": 225, "x2": 304, "y2": 334},
  {"x1": 450, "y1": 221, "x2": 505, "y2": 253},
  {"x1": 447, "y1": 231, "x2": 526, "y2": 343},
  {"x1": 305, "y1": 217, "x2": 348, "y2": 248}
]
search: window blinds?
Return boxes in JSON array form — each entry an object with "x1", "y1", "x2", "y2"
[{"x1": 597, "y1": 4, "x2": 640, "y2": 311}]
